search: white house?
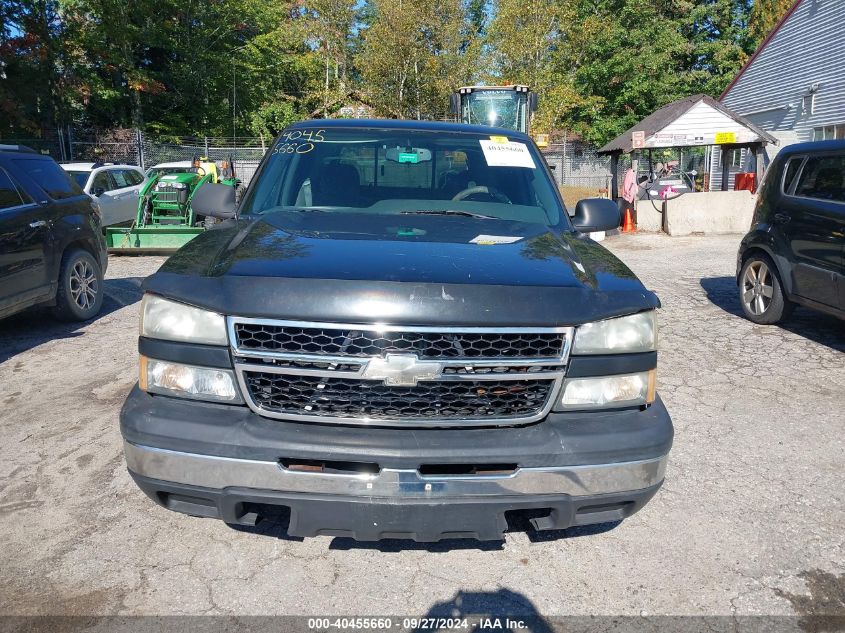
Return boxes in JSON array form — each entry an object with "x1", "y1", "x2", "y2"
[{"x1": 721, "y1": 0, "x2": 845, "y2": 154}]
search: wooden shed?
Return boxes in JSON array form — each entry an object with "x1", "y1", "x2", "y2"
[{"x1": 599, "y1": 94, "x2": 778, "y2": 196}]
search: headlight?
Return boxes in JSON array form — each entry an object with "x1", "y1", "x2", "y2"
[
  {"x1": 572, "y1": 311, "x2": 657, "y2": 355},
  {"x1": 140, "y1": 294, "x2": 227, "y2": 346},
  {"x1": 139, "y1": 356, "x2": 242, "y2": 402},
  {"x1": 557, "y1": 370, "x2": 656, "y2": 410}
]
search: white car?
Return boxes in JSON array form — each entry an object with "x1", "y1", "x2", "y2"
[{"x1": 61, "y1": 162, "x2": 145, "y2": 226}]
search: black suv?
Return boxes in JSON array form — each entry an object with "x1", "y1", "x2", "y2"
[
  {"x1": 737, "y1": 139, "x2": 845, "y2": 324},
  {"x1": 0, "y1": 145, "x2": 107, "y2": 321},
  {"x1": 120, "y1": 120, "x2": 673, "y2": 541}
]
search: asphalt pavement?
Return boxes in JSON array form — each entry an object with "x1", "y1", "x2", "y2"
[{"x1": 0, "y1": 233, "x2": 842, "y2": 621}]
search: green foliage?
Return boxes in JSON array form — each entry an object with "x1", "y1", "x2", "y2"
[
  {"x1": 527, "y1": 0, "x2": 757, "y2": 146},
  {"x1": 0, "y1": 0, "x2": 766, "y2": 145},
  {"x1": 358, "y1": 0, "x2": 480, "y2": 120},
  {"x1": 248, "y1": 101, "x2": 299, "y2": 138},
  {"x1": 749, "y1": 0, "x2": 794, "y2": 45}
]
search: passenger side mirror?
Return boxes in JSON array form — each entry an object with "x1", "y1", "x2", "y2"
[
  {"x1": 571, "y1": 198, "x2": 621, "y2": 233},
  {"x1": 191, "y1": 182, "x2": 238, "y2": 220}
]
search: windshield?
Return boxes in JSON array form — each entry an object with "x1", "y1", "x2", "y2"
[
  {"x1": 67, "y1": 171, "x2": 89, "y2": 188},
  {"x1": 241, "y1": 127, "x2": 565, "y2": 227},
  {"x1": 461, "y1": 90, "x2": 528, "y2": 131}
]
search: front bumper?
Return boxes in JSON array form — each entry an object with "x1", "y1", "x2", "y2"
[{"x1": 120, "y1": 387, "x2": 673, "y2": 541}]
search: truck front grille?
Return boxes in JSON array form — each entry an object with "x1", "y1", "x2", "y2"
[
  {"x1": 228, "y1": 318, "x2": 573, "y2": 428},
  {"x1": 242, "y1": 373, "x2": 555, "y2": 421},
  {"x1": 233, "y1": 323, "x2": 566, "y2": 359}
]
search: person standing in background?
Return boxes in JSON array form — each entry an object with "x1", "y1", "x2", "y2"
[{"x1": 622, "y1": 167, "x2": 638, "y2": 226}]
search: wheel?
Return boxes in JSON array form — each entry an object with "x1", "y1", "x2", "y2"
[
  {"x1": 738, "y1": 254, "x2": 794, "y2": 324},
  {"x1": 52, "y1": 248, "x2": 104, "y2": 321}
]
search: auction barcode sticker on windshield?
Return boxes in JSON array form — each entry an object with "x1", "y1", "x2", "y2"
[
  {"x1": 479, "y1": 139, "x2": 536, "y2": 169},
  {"x1": 470, "y1": 234, "x2": 522, "y2": 245}
]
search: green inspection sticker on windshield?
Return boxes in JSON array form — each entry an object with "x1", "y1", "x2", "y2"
[{"x1": 398, "y1": 152, "x2": 419, "y2": 164}]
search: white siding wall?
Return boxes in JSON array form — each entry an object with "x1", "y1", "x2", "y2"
[
  {"x1": 722, "y1": 0, "x2": 845, "y2": 149},
  {"x1": 658, "y1": 100, "x2": 762, "y2": 142}
]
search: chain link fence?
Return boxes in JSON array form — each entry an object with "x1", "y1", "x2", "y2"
[
  {"x1": 7, "y1": 126, "x2": 623, "y2": 196},
  {"x1": 0, "y1": 128, "x2": 67, "y2": 159},
  {"x1": 3, "y1": 127, "x2": 269, "y2": 187},
  {"x1": 542, "y1": 139, "x2": 629, "y2": 208},
  {"x1": 138, "y1": 135, "x2": 267, "y2": 186}
]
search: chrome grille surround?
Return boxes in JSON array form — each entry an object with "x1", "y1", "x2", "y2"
[{"x1": 228, "y1": 318, "x2": 574, "y2": 428}]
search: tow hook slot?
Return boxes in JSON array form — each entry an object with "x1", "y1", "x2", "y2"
[
  {"x1": 278, "y1": 458, "x2": 380, "y2": 475},
  {"x1": 418, "y1": 463, "x2": 518, "y2": 477}
]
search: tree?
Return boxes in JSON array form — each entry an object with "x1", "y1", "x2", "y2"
[
  {"x1": 496, "y1": 0, "x2": 754, "y2": 145},
  {"x1": 0, "y1": 0, "x2": 70, "y2": 135},
  {"x1": 58, "y1": 0, "x2": 319, "y2": 135},
  {"x1": 485, "y1": 0, "x2": 571, "y2": 91},
  {"x1": 679, "y1": 0, "x2": 755, "y2": 97},
  {"x1": 358, "y1": 0, "x2": 480, "y2": 120},
  {"x1": 1, "y1": 0, "x2": 771, "y2": 145},
  {"x1": 304, "y1": 0, "x2": 360, "y2": 116},
  {"x1": 749, "y1": 0, "x2": 793, "y2": 45}
]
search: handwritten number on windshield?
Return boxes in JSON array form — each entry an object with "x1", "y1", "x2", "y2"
[{"x1": 273, "y1": 129, "x2": 325, "y2": 155}]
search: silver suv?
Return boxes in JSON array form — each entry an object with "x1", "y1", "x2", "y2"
[{"x1": 61, "y1": 162, "x2": 145, "y2": 226}]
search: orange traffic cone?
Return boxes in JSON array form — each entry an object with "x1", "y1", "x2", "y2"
[{"x1": 622, "y1": 207, "x2": 636, "y2": 233}]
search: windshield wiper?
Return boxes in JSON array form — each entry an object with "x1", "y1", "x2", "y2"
[{"x1": 401, "y1": 209, "x2": 496, "y2": 220}]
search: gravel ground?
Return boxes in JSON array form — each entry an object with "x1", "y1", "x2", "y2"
[{"x1": 0, "y1": 233, "x2": 842, "y2": 620}]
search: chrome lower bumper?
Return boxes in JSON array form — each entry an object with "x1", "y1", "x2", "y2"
[{"x1": 123, "y1": 441, "x2": 668, "y2": 499}]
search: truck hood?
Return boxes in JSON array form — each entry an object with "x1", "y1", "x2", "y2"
[{"x1": 144, "y1": 212, "x2": 659, "y2": 326}]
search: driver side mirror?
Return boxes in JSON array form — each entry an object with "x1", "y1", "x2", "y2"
[
  {"x1": 93, "y1": 187, "x2": 106, "y2": 197},
  {"x1": 191, "y1": 182, "x2": 238, "y2": 220},
  {"x1": 571, "y1": 198, "x2": 621, "y2": 233}
]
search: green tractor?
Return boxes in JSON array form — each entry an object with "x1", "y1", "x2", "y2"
[{"x1": 105, "y1": 156, "x2": 239, "y2": 254}]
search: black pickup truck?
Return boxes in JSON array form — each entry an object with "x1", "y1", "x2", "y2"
[{"x1": 120, "y1": 119, "x2": 673, "y2": 541}]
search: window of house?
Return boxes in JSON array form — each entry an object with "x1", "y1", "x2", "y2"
[
  {"x1": 812, "y1": 124, "x2": 845, "y2": 141},
  {"x1": 801, "y1": 94, "x2": 815, "y2": 116}
]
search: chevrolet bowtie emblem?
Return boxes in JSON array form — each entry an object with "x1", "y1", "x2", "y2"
[{"x1": 362, "y1": 354, "x2": 443, "y2": 387}]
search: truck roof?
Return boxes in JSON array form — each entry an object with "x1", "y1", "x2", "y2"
[
  {"x1": 777, "y1": 139, "x2": 845, "y2": 155},
  {"x1": 287, "y1": 118, "x2": 532, "y2": 141}
]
